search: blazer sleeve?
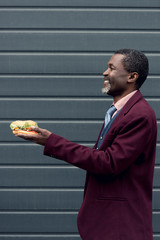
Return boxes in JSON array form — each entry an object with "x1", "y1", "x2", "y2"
[{"x1": 43, "y1": 114, "x2": 157, "y2": 176}]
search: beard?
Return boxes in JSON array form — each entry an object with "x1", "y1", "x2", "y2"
[{"x1": 102, "y1": 80, "x2": 111, "y2": 95}]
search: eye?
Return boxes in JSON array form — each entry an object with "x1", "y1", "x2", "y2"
[
  {"x1": 109, "y1": 66, "x2": 115, "y2": 71},
  {"x1": 107, "y1": 64, "x2": 115, "y2": 71}
]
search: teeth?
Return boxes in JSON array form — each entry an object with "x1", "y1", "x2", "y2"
[{"x1": 104, "y1": 80, "x2": 109, "y2": 83}]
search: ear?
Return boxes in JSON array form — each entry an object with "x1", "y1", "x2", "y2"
[{"x1": 128, "y1": 72, "x2": 139, "y2": 84}]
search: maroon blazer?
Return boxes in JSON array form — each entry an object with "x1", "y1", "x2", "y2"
[{"x1": 44, "y1": 91, "x2": 157, "y2": 240}]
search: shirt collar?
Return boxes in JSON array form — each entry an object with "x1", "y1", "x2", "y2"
[{"x1": 113, "y1": 90, "x2": 138, "y2": 113}]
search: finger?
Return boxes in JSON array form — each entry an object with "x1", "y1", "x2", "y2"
[
  {"x1": 15, "y1": 131, "x2": 39, "y2": 139},
  {"x1": 15, "y1": 133, "x2": 35, "y2": 140}
]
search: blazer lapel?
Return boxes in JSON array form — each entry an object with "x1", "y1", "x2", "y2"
[
  {"x1": 106, "y1": 90, "x2": 143, "y2": 131},
  {"x1": 96, "y1": 90, "x2": 143, "y2": 150}
]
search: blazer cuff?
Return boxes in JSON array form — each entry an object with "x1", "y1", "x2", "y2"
[{"x1": 43, "y1": 133, "x2": 57, "y2": 158}]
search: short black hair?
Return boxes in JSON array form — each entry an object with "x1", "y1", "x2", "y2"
[{"x1": 114, "y1": 49, "x2": 149, "y2": 89}]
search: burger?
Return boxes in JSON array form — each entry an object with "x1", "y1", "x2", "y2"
[{"x1": 10, "y1": 120, "x2": 38, "y2": 135}]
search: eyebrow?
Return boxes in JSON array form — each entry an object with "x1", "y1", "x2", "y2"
[{"x1": 108, "y1": 63, "x2": 116, "y2": 68}]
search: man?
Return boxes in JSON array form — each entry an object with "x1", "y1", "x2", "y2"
[{"x1": 17, "y1": 49, "x2": 157, "y2": 240}]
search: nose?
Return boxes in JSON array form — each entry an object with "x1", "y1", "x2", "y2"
[{"x1": 103, "y1": 68, "x2": 109, "y2": 76}]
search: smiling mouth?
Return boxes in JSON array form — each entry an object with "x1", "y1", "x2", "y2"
[
  {"x1": 104, "y1": 79, "x2": 109, "y2": 84},
  {"x1": 104, "y1": 79, "x2": 110, "y2": 88},
  {"x1": 102, "y1": 80, "x2": 111, "y2": 94}
]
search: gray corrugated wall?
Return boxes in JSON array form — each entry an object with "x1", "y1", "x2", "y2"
[{"x1": 0, "y1": 0, "x2": 159, "y2": 239}]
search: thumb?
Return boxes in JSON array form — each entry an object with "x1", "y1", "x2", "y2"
[
  {"x1": 31, "y1": 127, "x2": 51, "y2": 137},
  {"x1": 31, "y1": 126, "x2": 44, "y2": 133}
]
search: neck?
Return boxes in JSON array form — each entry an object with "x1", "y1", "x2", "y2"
[{"x1": 113, "y1": 89, "x2": 137, "y2": 103}]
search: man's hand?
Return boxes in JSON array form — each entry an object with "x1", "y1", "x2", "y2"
[{"x1": 15, "y1": 127, "x2": 52, "y2": 146}]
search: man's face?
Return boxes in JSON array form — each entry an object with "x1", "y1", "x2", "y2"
[{"x1": 102, "y1": 54, "x2": 130, "y2": 97}]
